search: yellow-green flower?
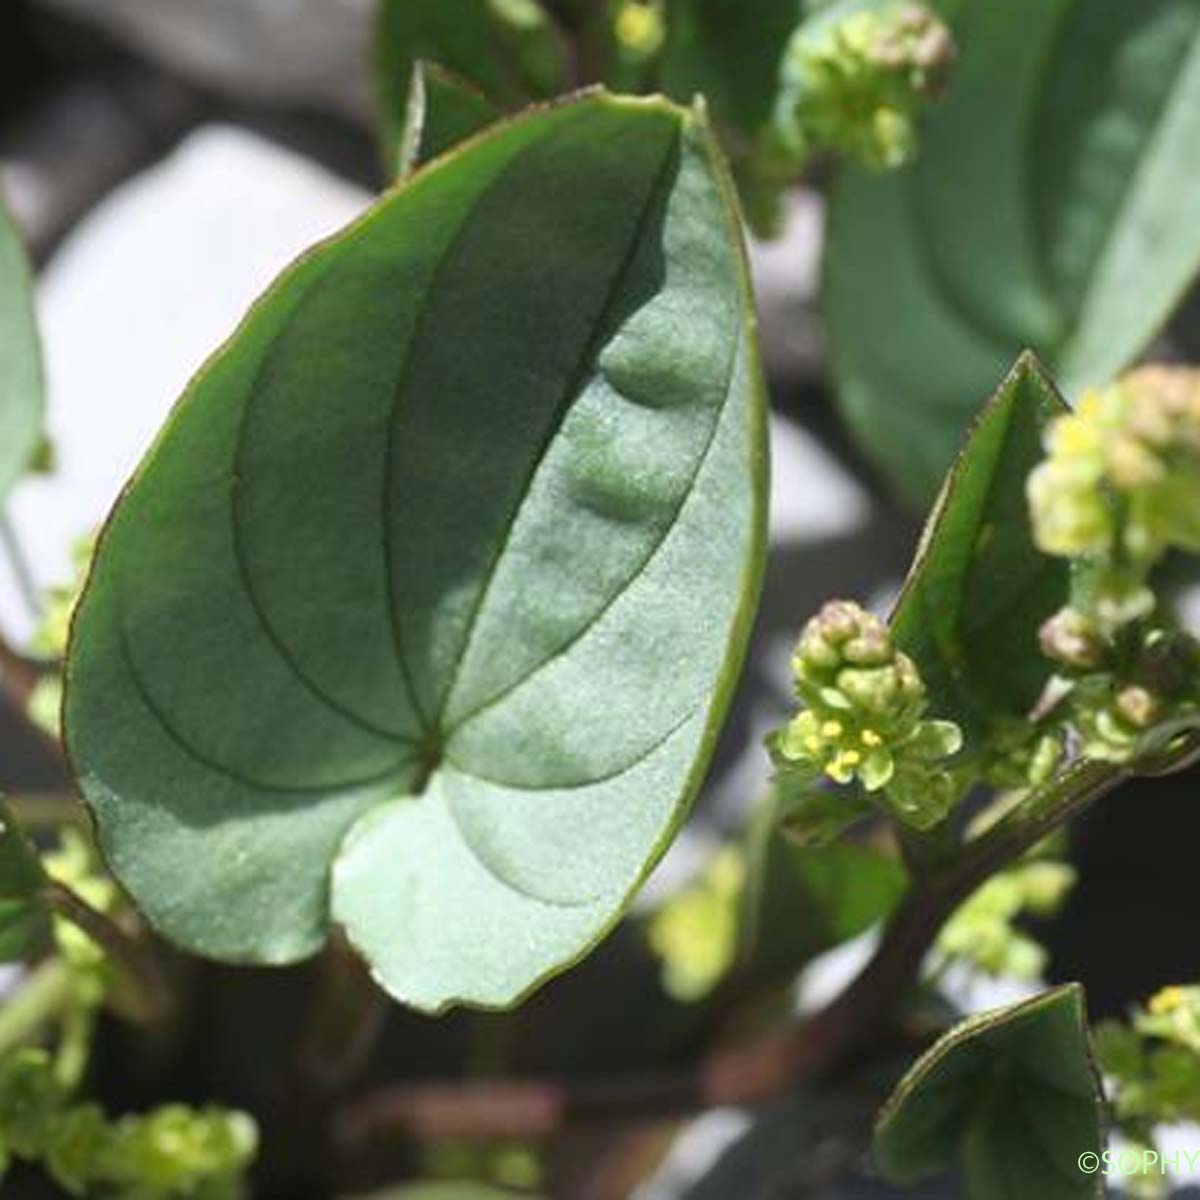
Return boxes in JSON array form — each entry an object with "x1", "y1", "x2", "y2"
[
  {"x1": 1029, "y1": 368, "x2": 1200, "y2": 568},
  {"x1": 773, "y1": 601, "x2": 962, "y2": 829},
  {"x1": 773, "y1": 2, "x2": 954, "y2": 173},
  {"x1": 647, "y1": 847, "x2": 744, "y2": 1001},
  {"x1": 613, "y1": 1, "x2": 665, "y2": 58},
  {"x1": 936, "y1": 860, "x2": 1076, "y2": 980}
]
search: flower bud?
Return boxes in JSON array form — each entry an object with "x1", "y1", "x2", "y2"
[
  {"x1": 776, "y1": 600, "x2": 962, "y2": 826},
  {"x1": 1039, "y1": 607, "x2": 1107, "y2": 669},
  {"x1": 772, "y1": 2, "x2": 954, "y2": 173}
]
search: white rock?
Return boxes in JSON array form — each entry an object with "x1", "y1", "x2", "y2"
[
  {"x1": 0, "y1": 126, "x2": 371, "y2": 640},
  {"x1": 747, "y1": 190, "x2": 826, "y2": 383},
  {"x1": 768, "y1": 411, "x2": 870, "y2": 545}
]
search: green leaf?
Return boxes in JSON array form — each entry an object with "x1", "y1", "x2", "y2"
[
  {"x1": 0, "y1": 800, "x2": 50, "y2": 963},
  {"x1": 659, "y1": 0, "x2": 806, "y2": 137},
  {"x1": 741, "y1": 801, "x2": 906, "y2": 983},
  {"x1": 65, "y1": 93, "x2": 768, "y2": 1013},
  {"x1": 889, "y1": 354, "x2": 1069, "y2": 742},
  {"x1": 375, "y1": 0, "x2": 568, "y2": 172},
  {"x1": 0, "y1": 192, "x2": 43, "y2": 502},
  {"x1": 825, "y1": 0, "x2": 1200, "y2": 501},
  {"x1": 399, "y1": 62, "x2": 503, "y2": 177},
  {"x1": 874, "y1": 984, "x2": 1104, "y2": 1199},
  {"x1": 772, "y1": 770, "x2": 873, "y2": 848}
]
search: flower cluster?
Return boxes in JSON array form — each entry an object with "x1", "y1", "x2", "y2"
[
  {"x1": 935, "y1": 859, "x2": 1076, "y2": 980},
  {"x1": 1027, "y1": 368, "x2": 1200, "y2": 763},
  {"x1": 772, "y1": 601, "x2": 962, "y2": 829},
  {"x1": 1096, "y1": 984, "x2": 1200, "y2": 1171},
  {"x1": 0, "y1": 1049, "x2": 256, "y2": 1199},
  {"x1": 1029, "y1": 368, "x2": 1200, "y2": 634},
  {"x1": 772, "y1": 2, "x2": 954, "y2": 173}
]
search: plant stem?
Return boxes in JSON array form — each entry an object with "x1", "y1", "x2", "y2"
[
  {"x1": 0, "y1": 513, "x2": 41, "y2": 623},
  {"x1": 9, "y1": 792, "x2": 86, "y2": 832},
  {"x1": 294, "y1": 934, "x2": 389, "y2": 1098},
  {"x1": 42, "y1": 883, "x2": 172, "y2": 1025},
  {"x1": 334, "y1": 739, "x2": 1200, "y2": 1148},
  {"x1": 0, "y1": 959, "x2": 76, "y2": 1056},
  {"x1": 53, "y1": 999, "x2": 95, "y2": 1091}
]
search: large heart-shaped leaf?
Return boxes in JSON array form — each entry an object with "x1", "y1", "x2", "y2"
[
  {"x1": 0, "y1": 193, "x2": 43, "y2": 502},
  {"x1": 65, "y1": 93, "x2": 767, "y2": 1012},
  {"x1": 826, "y1": 0, "x2": 1200, "y2": 501},
  {"x1": 889, "y1": 354, "x2": 1069, "y2": 743},
  {"x1": 874, "y1": 984, "x2": 1104, "y2": 1199}
]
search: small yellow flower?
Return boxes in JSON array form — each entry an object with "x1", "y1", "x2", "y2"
[
  {"x1": 1150, "y1": 986, "x2": 1186, "y2": 1016},
  {"x1": 614, "y1": 2, "x2": 664, "y2": 56}
]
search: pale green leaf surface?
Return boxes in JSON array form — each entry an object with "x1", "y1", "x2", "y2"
[
  {"x1": 889, "y1": 354, "x2": 1069, "y2": 741},
  {"x1": 0, "y1": 194, "x2": 43, "y2": 501},
  {"x1": 65, "y1": 94, "x2": 767, "y2": 1012},
  {"x1": 826, "y1": 0, "x2": 1200, "y2": 501},
  {"x1": 874, "y1": 984, "x2": 1104, "y2": 1199}
]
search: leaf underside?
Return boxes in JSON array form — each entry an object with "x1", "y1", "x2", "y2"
[
  {"x1": 65, "y1": 94, "x2": 767, "y2": 1012},
  {"x1": 826, "y1": 0, "x2": 1200, "y2": 501}
]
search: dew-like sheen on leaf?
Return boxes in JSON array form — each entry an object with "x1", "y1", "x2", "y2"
[{"x1": 65, "y1": 93, "x2": 767, "y2": 1012}]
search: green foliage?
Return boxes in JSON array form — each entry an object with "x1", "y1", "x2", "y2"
[
  {"x1": 0, "y1": 190, "x2": 44, "y2": 501},
  {"x1": 0, "y1": 799, "x2": 50, "y2": 963},
  {"x1": 1094, "y1": 985, "x2": 1200, "y2": 1196},
  {"x1": 658, "y1": 0, "x2": 807, "y2": 138},
  {"x1": 890, "y1": 354, "x2": 1069, "y2": 745},
  {"x1": 874, "y1": 984, "x2": 1104, "y2": 1199},
  {"x1": 0, "y1": 1048, "x2": 256, "y2": 1200},
  {"x1": 740, "y1": 812, "x2": 906, "y2": 986},
  {"x1": 770, "y1": 600, "x2": 963, "y2": 830},
  {"x1": 826, "y1": 0, "x2": 1200, "y2": 501},
  {"x1": 646, "y1": 793, "x2": 906, "y2": 1002},
  {"x1": 398, "y1": 62, "x2": 501, "y2": 176},
  {"x1": 65, "y1": 93, "x2": 767, "y2": 1013},
  {"x1": 374, "y1": 0, "x2": 569, "y2": 171}
]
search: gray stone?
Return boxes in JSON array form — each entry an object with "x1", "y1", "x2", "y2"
[
  {"x1": 34, "y1": 0, "x2": 375, "y2": 120},
  {"x1": 0, "y1": 126, "x2": 370, "y2": 642}
]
